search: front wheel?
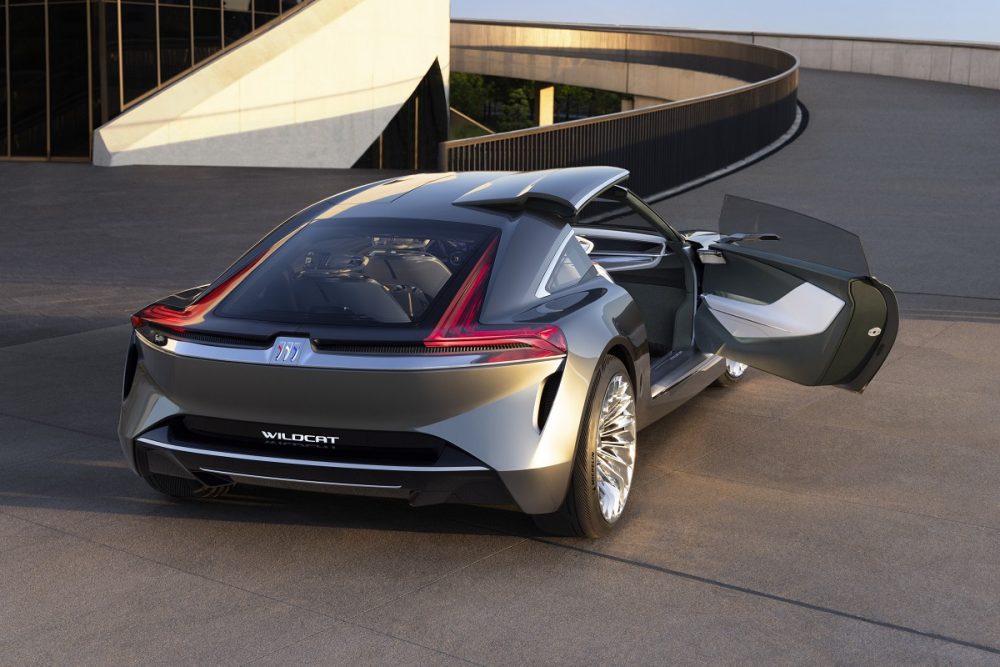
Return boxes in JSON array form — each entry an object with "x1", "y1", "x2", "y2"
[{"x1": 533, "y1": 355, "x2": 637, "y2": 538}]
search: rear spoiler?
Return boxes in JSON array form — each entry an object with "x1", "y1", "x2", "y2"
[{"x1": 452, "y1": 167, "x2": 629, "y2": 217}]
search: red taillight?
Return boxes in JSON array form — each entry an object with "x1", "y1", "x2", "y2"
[
  {"x1": 130, "y1": 256, "x2": 263, "y2": 332},
  {"x1": 131, "y1": 303, "x2": 195, "y2": 332},
  {"x1": 425, "y1": 236, "x2": 567, "y2": 361}
]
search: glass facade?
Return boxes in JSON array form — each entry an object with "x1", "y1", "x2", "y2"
[
  {"x1": 0, "y1": 0, "x2": 306, "y2": 160},
  {"x1": 353, "y1": 61, "x2": 448, "y2": 171}
]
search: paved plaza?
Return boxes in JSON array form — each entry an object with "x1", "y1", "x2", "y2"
[{"x1": 1, "y1": 70, "x2": 998, "y2": 664}]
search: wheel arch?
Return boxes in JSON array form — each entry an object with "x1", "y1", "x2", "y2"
[
  {"x1": 596, "y1": 335, "x2": 645, "y2": 427},
  {"x1": 605, "y1": 342, "x2": 636, "y2": 388}
]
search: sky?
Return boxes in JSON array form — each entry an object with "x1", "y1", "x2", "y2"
[{"x1": 451, "y1": 0, "x2": 1000, "y2": 44}]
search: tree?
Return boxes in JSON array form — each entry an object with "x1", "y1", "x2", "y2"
[
  {"x1": 449, "y1": 73, "x2": 491, "y2": 124},
  {"x1": 498, "y1": 87, "x2": 533, "y2": 131}
]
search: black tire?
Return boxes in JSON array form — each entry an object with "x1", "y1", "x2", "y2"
[
  {"x1": 143, "y1": 472, "x2": 233, "y2": 499},
  {"x1": 533, "y1": 355, "x2": 635, "y2": 538},
  {"x1": 713, "y1": 358, "x2": 747, "y2": 387}
]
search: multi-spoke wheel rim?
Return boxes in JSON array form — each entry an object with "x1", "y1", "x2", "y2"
[
  {"x1": 725, "y1": 358, "x2": 748, "y2": 379},
  {"x1": 595, "y1": 373, "x2": 637, "y2": 523}
]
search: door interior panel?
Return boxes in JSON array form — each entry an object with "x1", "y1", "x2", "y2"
[
  {"x1": 703, "y1": 283, "x2": 845, "y2": 338},
  {"x1": 702, "y1": 252, "x2": 804, "y2": 303},
  {"x1": 696, "y1": 298, "x2": 855, "y2": 386},
  {"x1": 696, "y1": 243, "x2": 894, "y2": 391}
]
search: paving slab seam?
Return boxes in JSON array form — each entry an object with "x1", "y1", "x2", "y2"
[
  {"x1": 781, "y1": 381, "x2": 994, "y2": 426},
  {"x1": 670, "y1": 468, "x2": 1000, "y2": 535},
  {"x1": 748, "y1": 380, "x2": 842, "y2": 420},
  {"x1": 0, "y1": 442, "x2": 113, "y2": 471},
  {"x1": 631, "y1": 461, "x2": 680, "y2": 488},
  {"x1": 348, "y1": 538, "x2": 530, "y2": 620},
  {"x1": 901, "y1": 312, "x2": 1000, "y2": 323},
  {"x1": 0, "y1": 410, "x2": 114, "y2": 442},
  {"x1": 238, "y1": 619, "x2": 484, "y2": 667},
  {"x1": 0, "y1": 430, "x2": 119, "y2": 470},
  {"x1": 631, "y1": 408, "x2": 759, "y2": 483},
  {"x1": 435, "y1": 511, "x2": 1000, "y2": 656},
  {"x1": 859, "y1": 345, "x2": 932, "y2": 365},
  {"x1": 236, "y1": 622, "x2": 350, "y2": 667},
  {"x1": 0, "y1": 510, "x2": 67, "y2": 554},
  {"x1": 873, "y1": 376, "x2": 995, "y2": 394},
  {"x1": 0, "y1": 504, "x2": 499, "y2": 666},
  {"x1": 234, "y1": 621, "x2": 372, "y2": 667},
  {"x1": 0, "y1": 507, "x2": 332, "y2": 618},
  {"x1": 897, "y1": 291, "x2": 1000, "y2": 303},
  {"x1": 0, "y1": 322, "x2": 132, "y2": 350},
  {"x1": 664, "y1": 394, "x2": 829, "y2": 430},
  {"x1": 0, "y1": 504, "x2": 384, "y2": 627},
  {"x1": 529, "y1": 536, "x2": 1000, "y2": 657}
]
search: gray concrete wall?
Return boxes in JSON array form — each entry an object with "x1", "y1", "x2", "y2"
[
  {"x1": 621, "y1": 95, "x2": 669, "y2": 111},
  {"x1": 455, "y1": 21, "x2": 1000, "y2": 92},
  {"x1": 94, "y1": 0, "x2": 450, "y2": 168},
  {"x1": 648, "y1": 28, "x2": 1000, "y2": 90}
]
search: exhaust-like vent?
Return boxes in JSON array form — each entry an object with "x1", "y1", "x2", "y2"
[
  {"x1": 537, "y1": 371, "x2": 563, "y2": 430},
  {"x1": 123, "y1": 335, "x2": 139, "y2": 399}
]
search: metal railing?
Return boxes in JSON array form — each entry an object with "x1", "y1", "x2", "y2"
[{"x1": 441, "y1": 21, "x2": 800, "y2": 197}]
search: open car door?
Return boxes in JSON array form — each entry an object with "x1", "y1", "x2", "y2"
[{"x1": 694, "y1": 196, "x2": 898, "y2": 393}]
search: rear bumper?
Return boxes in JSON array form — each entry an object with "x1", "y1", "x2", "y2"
[
  {"x1": 134, "y1": 424, "x2": 524, "y2": 506},
  {"x1": 119, "y1": 333, "x2": 589, "y2": 513}
]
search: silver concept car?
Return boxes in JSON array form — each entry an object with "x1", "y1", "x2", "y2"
[{"x1": 120, "y1": 167, "x2": 898, "y2": 537}]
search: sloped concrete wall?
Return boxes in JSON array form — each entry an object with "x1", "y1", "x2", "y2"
[{"x1": 94, "y1": 0, "x2": 449, "y2": 168}]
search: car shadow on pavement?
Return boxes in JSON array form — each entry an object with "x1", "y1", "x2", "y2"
[
  {"x1": 0, "y1": 451, "x2": 546, "y2": 538},
  {"x1": 0, "y1": 385, "x2": 715, "y2": 542}
]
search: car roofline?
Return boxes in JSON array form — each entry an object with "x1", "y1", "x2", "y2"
[{"x1": 452, "y1": 167, "x2": 629, "y2": 217}]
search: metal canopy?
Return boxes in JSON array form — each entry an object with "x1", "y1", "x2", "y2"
[{"x1": 452, "y1": 167, "x2": 630, "y2": 216}]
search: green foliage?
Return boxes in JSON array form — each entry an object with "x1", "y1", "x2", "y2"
[
  {"x1": 448, "y1": 110, "x2": 493, "y2": 140},
  {"x1": 449, "y1": 73, "x2": 626, "y2": 131},
  {"x1": 449, "y1": 73, "x2": 492, "y2": 125},
  {"x1": 555, "y1": 84, "x2": 623, "y2": 120},
  {"x1": 498, "y1": 87, "x2": 534, "y2": 131}
]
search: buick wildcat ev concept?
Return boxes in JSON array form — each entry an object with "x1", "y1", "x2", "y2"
[{"x1": 120, "y1": 167, "x2": 898, "y2": 537}]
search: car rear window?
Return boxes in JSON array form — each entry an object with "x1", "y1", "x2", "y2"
[{"x1": 215, "y1": 219, "x2": 496, "y2": 326}]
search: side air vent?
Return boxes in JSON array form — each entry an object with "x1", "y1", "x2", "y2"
[
  {"x1": 536, "y1": 371, "x2": 563, "y2": 430},
  {"x1": 123, "y1": 335, "x2": 139, "y2": 399}
]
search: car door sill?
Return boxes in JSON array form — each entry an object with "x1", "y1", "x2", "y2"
[{"x1": 650, "y1": 352, "x2": 722, "y2": 398}]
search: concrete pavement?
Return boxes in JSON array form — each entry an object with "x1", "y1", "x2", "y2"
[
  {"x1": 1, "y1": 318, "x2": 997, "y2": 664},
  {"x1": 1, "y1": 68, "x2": 999, "y2": 664},
  {"x1": 659, "y1": 69, "x2": 1000, "y2": 322}
]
